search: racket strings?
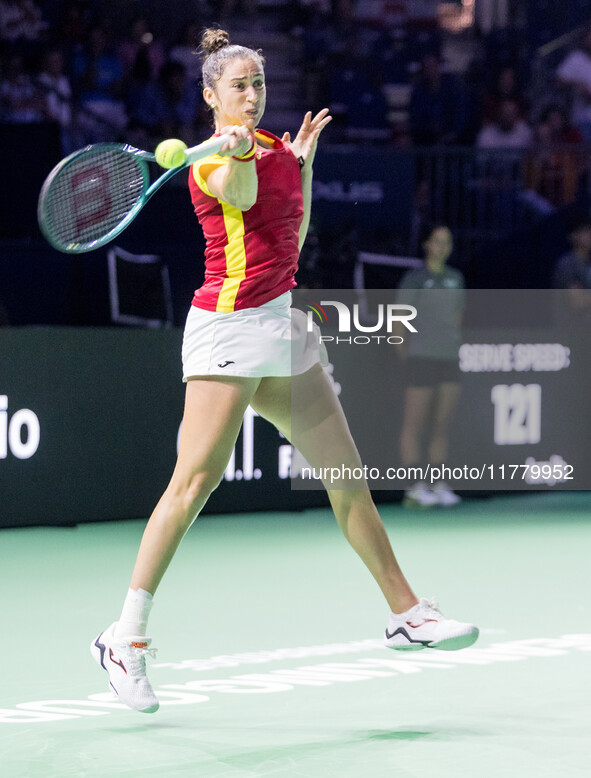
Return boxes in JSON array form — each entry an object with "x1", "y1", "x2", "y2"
[{"x1": 42, "y1": 148, "x2": 147, "y2": 250}]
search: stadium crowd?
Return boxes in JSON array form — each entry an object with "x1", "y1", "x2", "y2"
[
  {"x1": 0, "y1": 0, "x2": 588, "y2": 163},
  {"x1": 0, "y1": 1, "x2": 590, "y2": 321}
]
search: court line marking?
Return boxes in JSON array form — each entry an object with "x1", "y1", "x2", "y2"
[
  {"x1": 1, "y1": 634, "x2": 589, "y2": 723},
  {"x1": 152, "y1": 633, "x2": 591, "y2": 672}
]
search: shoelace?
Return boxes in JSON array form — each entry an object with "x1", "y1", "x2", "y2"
[
  {"x1": 127, "y1": 645, "x2": 158, "y2": 675},
  {"x1": 419, "y1": 597, "x2": 443, "y2": 618}
]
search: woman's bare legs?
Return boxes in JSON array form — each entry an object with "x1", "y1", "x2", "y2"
[
  {"x1": 251, "y1": 365, "x2": 418, "y2": 614},
  {"x1": 428, "y1": 382, "x2": 461, "y2": 466},
  {"x1": 399, "y1": 385, "x2": 433, "y2": 467},
  {"x1": 90, "y1": 375, "x2": 261, "y2": 714},
  {"x1": 129, "y1": 375, "x2": 260, "y2": 595}
]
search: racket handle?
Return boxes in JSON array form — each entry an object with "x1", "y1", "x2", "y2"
[{"x1": 185, "y1": 134, "x2": 232, "y2": 164}]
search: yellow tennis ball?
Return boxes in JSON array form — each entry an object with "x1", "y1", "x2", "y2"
[{"x1": 155, "y1": 139, "x2": 188, "y2": 169}]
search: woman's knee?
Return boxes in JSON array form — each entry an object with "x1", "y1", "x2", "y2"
[
  {"x1": 187, "y1": 469, "x2": 225, "y2": 510},
  {"x1": 167, "y1": 467, "x2": 225, "y2": 521}
]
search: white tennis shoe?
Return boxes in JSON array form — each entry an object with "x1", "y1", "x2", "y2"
[
  {"x1": 403, "y1": 482, "x2": 439, "y2": 508},
  {"x1": 90, "y1": 622, "x2": 159, "y2": 713},
  {"x1": 432, "y1": 481, "x2": 462, "y2": 506},
  {"x1": 385, "y1": 598, "x2": 479, "y2": 651}
]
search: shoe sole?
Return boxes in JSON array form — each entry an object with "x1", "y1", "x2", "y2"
[
  {"x1": 428, "y1": 627, "x2": 479, "y2": 650},
  {"x1": 385, "y1": 627, "x2": 479, "y2": 652}
]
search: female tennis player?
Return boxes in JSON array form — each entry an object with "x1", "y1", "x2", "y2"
[{"x1": 91, "y1": 28, "x2": 478, "y2": 713}]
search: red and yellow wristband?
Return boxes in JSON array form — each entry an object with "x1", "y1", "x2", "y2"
[{"x1": 212, "y1": 131, "x2": 256, "y2": 161}]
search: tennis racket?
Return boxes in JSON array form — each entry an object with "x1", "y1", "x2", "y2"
[{"x1": 37, "y1": 134, "x2": 230, "y2": 254}]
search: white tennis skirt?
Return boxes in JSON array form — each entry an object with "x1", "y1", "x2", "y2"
[{"x1": 182, "y1": 291, "x2": 326, "y2": 380}]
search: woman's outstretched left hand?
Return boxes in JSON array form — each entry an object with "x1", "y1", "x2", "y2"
[{"x1": 282, "y1": 108, "x2": 332, "y2": 172}]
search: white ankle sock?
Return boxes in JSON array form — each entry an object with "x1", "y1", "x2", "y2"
[{"x1": 114, "y1": 588, "x2": 153, "y2": 638}]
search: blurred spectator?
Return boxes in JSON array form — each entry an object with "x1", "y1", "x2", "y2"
[
  {"x1": 525, "y1": 105, "x2": 587, "y2": 208},
  {"x1": 553, "y1": 210, "x2": 591, "y2": 319},
  {"x1": 320, "y1": 2, "x2": 387, "y2": 140},
  {"x1": 299, "y1": 2, "x2": 332, "y2": 104},
  {"x1": 169, "y1": 22, "x2": 203, "y2": 85},
  {"x1": 218, "y1": 0, "x2": 258, "y2": 25},
  {"x1": 524, "y1": 106, "x2": 586, "y2": 209},
  {"x1": 474, "y1": 97, "x2": 533, "y2": 228},
  {"x1": 298, "y1": 0, "x2": 380, "y2": 110},
  {"x1": 482, "y1": 64, "x2": 527, "y2": 126},
  {"x1": 0, "y1": 51, "x2": 44, "y2": 121},
  {"x1": 327, "y1": 36, "x2": 388, "y2": 141},
  {"x1": 0, "y1": 0, "x2": 46, "y2": 44},
  {"x1": 56, "y1": 0, "x2": 90, "y2": 55},
  {"x1": 556, "y1": 25, "x2": 591, "y2": 144},
  {"x1": 553, "y1": 210, "x2": 591, "y2": 289},
  {"x1": 72, "y1": 25, "x2": 127, "y2": 142},
  {"x1": 119, "y1": 17, "x2": 165, "y2": 85},
  {"x1": 37, "y1": 46, "x2": 73, "y2": 150},
  {"x1": 294, "y1": 0, "x2": 330, "y2": 31},
  {"x1": 476, "y1": 97, "x2": 532, "y2": 149},
  {"x1": 325, "y1": 0, "x2": 376, "y2": 59},
  {"x1": 539, "y1": 104, "x2": 586, "y2": 145},
  {"x1": 378, "y1": 26, "x2": 411, "y2": 86},
  {"x1": 297, "y1": 0, "x2": 330, "y2": 13},
  {"x1": 475, "y1": 0, "x2": 509, "y2": 36},
  {"x1": 129, "y1": 60, "x2": 201, "y2": 145},
  {"x1": 408, "y1": 53, "x2": 470, "y2": 145}
]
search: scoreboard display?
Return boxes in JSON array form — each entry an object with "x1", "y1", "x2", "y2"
[{"x1": 292, "y1": 289, "x2": 591, "y2": 492}]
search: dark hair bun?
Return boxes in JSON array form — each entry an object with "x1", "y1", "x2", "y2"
[{"x1": 200, "y1": 28, "x2": 230, "y2": 58}]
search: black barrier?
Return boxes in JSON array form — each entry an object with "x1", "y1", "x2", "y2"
[
  {"x1": 2, "y1": 293, "x2": 589, "y2": 527},
  {"x1": 0, "y1": 328, "x2": 327, "y2": 528}
]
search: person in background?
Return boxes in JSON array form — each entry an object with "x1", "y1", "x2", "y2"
[
  {"x1": 72, "y1": 25, "x2": 127, "y2": 142},
  {"x1": 55, "y1": 0, "x2": 90, "y2": 58},
  {"x1": 0, "y1": 0, "x2": 46, "y2": 46},
  {"x1": 169, "y1": 21, "x2": 204, "y2": 86},
  {"x1": 396, "y1": 224, "x2": 465, "y2": 508},
  {"x1": 0, "y1": 51, "x2": 44, "y2": 121},
  {"x1": 119, "y1": 17, "x2": 165, "y2": 88},
  {"x1": 408, "y1": 53, "x2": 470, "y2": 146},
  {"x1": 217, "y1": 0, "x2": 258, "y2": 25},
  {"x1": 556, "y1": 25, "x2": 591, "y2": 144},
  {"x1": 481, "y1": 64, "x2": 527, "y2": 127},
  {"x1": 524, "y1": 105, "x2": 586, "y2": 210},
  {"x1": 553, "y1": 210, "x2": 591, "y2": 319},
  {"x1": 37, "y1": 46, "x2": 73, "y2": 152},
  {"x1": 474, "y1": 0, "x2": 509, "y2": 37},
  {"x1": 129, "y1": 59, "x2": 202, "y2": 145},
  {"x1": 476, "y1": 96, "x2": 532, "y2": 149}
]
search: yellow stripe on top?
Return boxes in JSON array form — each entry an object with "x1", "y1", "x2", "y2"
[
  {"x1": 217, "y1": 200, "x2": 247, "y2": 312},
  {"x1": 192, "y1": 153, "x2": 228, "y2": 197}
]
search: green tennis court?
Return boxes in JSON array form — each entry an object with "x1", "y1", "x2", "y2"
[{"x1": 1, "y1": 492, "x2": 589, "y2": 777}]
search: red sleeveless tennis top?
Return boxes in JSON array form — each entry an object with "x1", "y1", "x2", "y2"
[{"x1": 188, "y1": 129, "x2": 304, "y2": 312}]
